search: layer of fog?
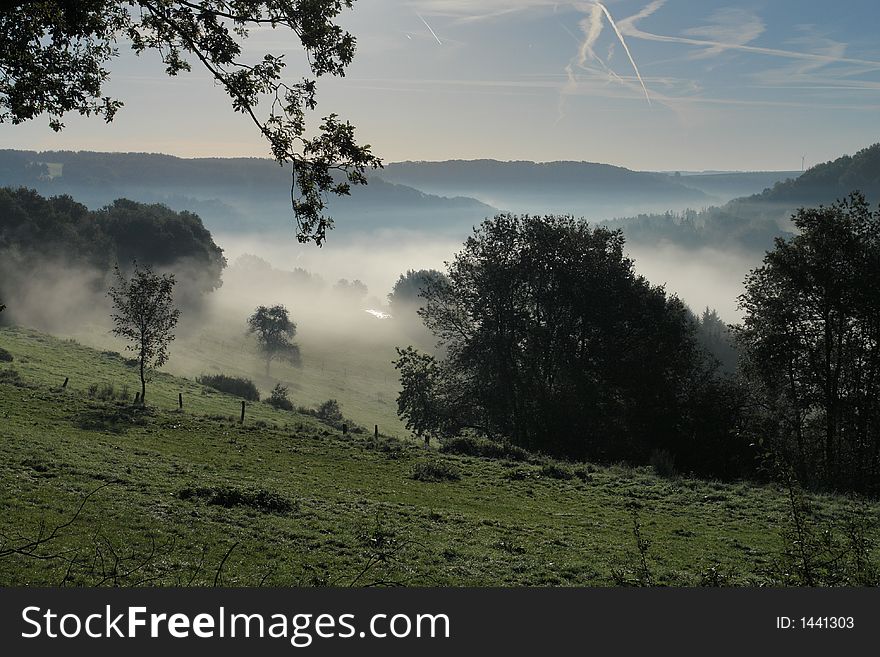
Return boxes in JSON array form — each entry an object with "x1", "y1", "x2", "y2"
[
  {"x1": 1, "y1": 227, "x2": 757, "y2": 352},
  {"x1": 625, "y1": 244, "x2": 760, "y2": 323},
  {"x1": 214, "y1": 231, "x2": 758, "y2": 327}
]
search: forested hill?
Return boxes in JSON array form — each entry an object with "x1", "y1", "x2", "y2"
[
  {"x1": 0, "y1": 150, "x2": 497, "y2": 235},
  {"x1": 380, "y1": 159, "x2": 711, "y2": 216},
  {"x1": 750, "y1": 143, "x2": 880, "y2": 206},
  {"x1": 611, "y1": 143, "x2": 880, "y2": 252}
]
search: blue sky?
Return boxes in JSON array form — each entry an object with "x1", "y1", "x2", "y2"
[{"x1": 2, "y1": 0, "x2": 879, "y2": 170}]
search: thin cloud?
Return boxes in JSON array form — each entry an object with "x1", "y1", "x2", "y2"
[
  {"x1": 682, "y1": 8, "x2": 766, "y2": 58},
  {"x1": 617, "y1": 1, "x2": 880, "y2": 70}
]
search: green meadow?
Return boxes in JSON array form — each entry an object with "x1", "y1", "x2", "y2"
[{"x1": 1, "y1": 326, "x2": 878, "y2": 586}]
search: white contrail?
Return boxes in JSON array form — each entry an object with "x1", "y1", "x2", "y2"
[
  {"x1": 595, "y1": 2, "x2": 652, "y2": 105},
  {"x1": 416, "y1": 12, "x2": 443, "y2": 45}
]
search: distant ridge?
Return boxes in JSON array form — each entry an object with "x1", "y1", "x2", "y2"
[
  {"x1": 611, "y1": 143, "x2": 880, "y2": 251},
  {"x1": 0, "y1": 149, "x2": 497, "y2": 235}
]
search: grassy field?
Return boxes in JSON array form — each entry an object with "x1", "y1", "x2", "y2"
[
  {"x1": 1, "y1": 325, "x2": 878, "y2": 586},
  {"x1": 62, "y1": 310, "x2": 413, "y2": 437}
]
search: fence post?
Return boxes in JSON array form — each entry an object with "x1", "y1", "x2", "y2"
[
  {"x1": 62, "y1": 377, "x2": 69, "y2": 388},
  {"x1": 240, "y1": 401, "x2": 246, "y2": 424},
  {"x1": 374, "y1": 424, "x2": 379, "y2": 439},
  {"x1": 178, "y1": 392, "x2": 183, "y2": 410}
]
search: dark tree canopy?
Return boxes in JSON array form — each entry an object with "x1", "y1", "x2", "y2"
[
  {"x1": 736, "y1": 192, "x2": 880, "y2": 492},
  {"x1": 0, "y1": 1, "x2": 382, "y2": 244},
  {"x1": 388, "y1": 269, "x2": 448, "y2": 314},
  {"x1": 247, "y1": 304, "x2": 300, "y2": 375},
  {"x1": 692, "y1": 307, "x2": 739, "y2": 375},
  {"x1": 0, "y1": 187, "x2": 226, "y2": 313},
  {"x1": 396, "y1": 214, "x2": 724, "y2": 464},
  {"x1": 108, "y1": 263, "x2": 180, "y2": 404}
]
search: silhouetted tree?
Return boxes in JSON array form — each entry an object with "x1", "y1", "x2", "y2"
[
  {"x1": 0, "y1": 1, "x2": 381, "y2": 244},
  {"x1": 388, "y1": 269, "x2": 448, "y2": 314},
  {"x1": 247, "y1": 305, "x2": 300, "y2": 376},
  {"x1": 736, "y1": 192, "x2": 880, "y2": 491},
  {"x1": 108, "y1": 263, "x2": 180, "y2": 405},
  {"x1": 693, "y1": 307, "x2": 739, "y2": 374},
  {"x1": 400, "y1": 214, "x2": 713, "y2": 462},
  {"x1": 393, "y1": 346, "x2": 481, "y2": 446},
  {"x1": 316, "y1": 399, "x2": 343, "y2": 426}
]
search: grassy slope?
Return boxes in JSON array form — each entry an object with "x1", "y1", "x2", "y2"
[
  {"x1": 63, "y1": 314, "x2": 411, "y2": 437},
  {"x1": 1, "y1": 326, "x2": 878, "y2": 586}
]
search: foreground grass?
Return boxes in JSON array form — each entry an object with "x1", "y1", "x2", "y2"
[{"x1": 1, "y1": 326, "x2": 878, "y2": 586}]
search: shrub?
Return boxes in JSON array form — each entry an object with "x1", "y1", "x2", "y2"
[
  {"x1": 73, "y1": 405, "x2": 149, "y2": 433},
  {"x1": 650, "y1": 449, "x2": 677, "y2": 479},
  {"x1": 87, "y1": 382, "x2": 117, "y2": 401},
  {"x1": 197, "y1": 374, "x2": 260, "y2": 401},
  {"x1": 540, "y1": 462, "x2": 574, "y2": 480},
  {"x1": 0, "y1": 346, "x2": 13, "y2": 362},
  {"x1": 573, "y1": 467, "x2": 593, "y2": 482},
  {"x1": 178, "y1": 485, "x2": 293, "y2": 514},
  {"x1": 504, "y1": 468, "x2": 533, "y2": 481},
  {"x1": 411, "y1": 460, "x2": 461, "y2": 482},
  {"x1": 315, "y1": 399, "x2": 344, "y2": 425},
  {"x1": 440, "y1": 435, "x2": 530, "y2": 461},
  {"x1": 0, "y1": 367, "x2": 22, "y2": 385},
  {"x1": 767, "y1": 480, "x2": 880, "y2": 586},
  {"x1": 266, "y1": 383, "x2": 294, "y2": 411}
]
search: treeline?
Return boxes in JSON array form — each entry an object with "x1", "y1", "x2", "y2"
[
  {"x1": 610, "y1": 205, "x2": 792, "y2": 252},
  {"x1": 0, "y1": 187, "x2": 226, "y2": 317},
  {"x1": 396, "y1": 195, "x2": 880, "y2": 494}
]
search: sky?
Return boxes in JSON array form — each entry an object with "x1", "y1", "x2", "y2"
[{"x1": 2, "y1": 0, "x2": 879, "y2": 171}]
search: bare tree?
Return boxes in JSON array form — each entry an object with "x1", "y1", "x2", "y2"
[{"x1": 108, "y1": 263, "x2": 180, "y2": 405}]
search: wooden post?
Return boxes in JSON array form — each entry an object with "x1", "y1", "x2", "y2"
[
  {"x1": 374, "y1": 425, "x2": 379, "y2": 439},
  {"x1": 240, "y1": 401, "x2": 246, "y2": 424},
  {"x1": 62, "y1": 377, "x2": 69, "y2": 388},
  {"x1": 178, "y1": 392, "x2": 183, "y2": 410}
]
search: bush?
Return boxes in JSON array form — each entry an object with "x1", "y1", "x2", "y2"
[
  {"x1": 0, "y1": 368, "x2": 23, "y2": 385},
  {"x1": 573, "y1": 467, "x2": 593, "y2": 482},
  {"x1": 504, "y1": 468, "x2": 533, "y2": 481},
  {"x1": 265, "y1": 383, "x2": 294, "y2": 411},
  {"x1": 178, "y1": 485, "x2": 293, "y2": 514},
  {"x1": 316, "y1": 399, "x2": 343, "y2": 424},
  {"x1": 197, "y1": 374, "x2": 260, "y2": 401},
  {"x1": 411, "y1": 460, "x2": 461, "y2": 482},
  {"x1": 440, "y1": 435, "x2": 530, "y2": 462},
  {"x1": 73, "y1": 405, "x2": 149, "y2": 433},
  {"x1": 540, "y1": 463, "x2": 574, "y2": 480},
  {"x1": 0, "y1": 346, "x2": 12, "y2": 362},
  {"x1": 767, "y1": 480, "x2": 880, "y2": 586},
  {"x1": 650, "y1": 449, "x2": 677, "y2": 479},
  {"x1": 87, "y1": 382, "x2": 117, "y2": 401}
]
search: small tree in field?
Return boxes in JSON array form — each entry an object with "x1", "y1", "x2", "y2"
[
  {"x1": 247, "y1": 305, "x2": 300, "y2": 376},
  {"x1": 108, "y1": 264, "x2": 180, "y2": 406}
]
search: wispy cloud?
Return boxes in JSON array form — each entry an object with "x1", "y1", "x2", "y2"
[
  {"x1": 682, "y1": 8, "x2": 765, "y2": 58},
  {"x1": 617, "y1": 2, "x2": 880, "y2": 70}
]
